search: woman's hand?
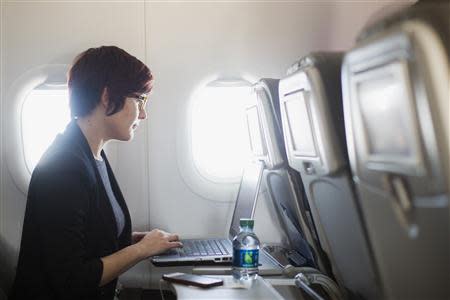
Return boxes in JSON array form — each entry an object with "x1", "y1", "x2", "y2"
[
  {"x1": 134, "y1": 229, "x2": 183, "y2": 258},
  {"x1": 100, "y1": 229, "x2": 182, "y2": 286}
]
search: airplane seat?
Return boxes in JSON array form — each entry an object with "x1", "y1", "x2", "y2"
[
  {"x1": 341, "y1": 1, "x2": 449, "y2": 300},
  {"x1": 249, "y1": 79, "x2": 325, "y2": 272},
  {"x1": 279, "y1": 53, "x2": 380, "y2": 300}
]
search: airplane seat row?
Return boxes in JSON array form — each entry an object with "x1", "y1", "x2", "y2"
[{"x1": 247, "y1": 1, "x2": 449, "y2": 300}]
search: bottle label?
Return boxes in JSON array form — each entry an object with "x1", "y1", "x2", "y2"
[{"x1": 232, "y1": 249, "x2": 259, "y2": 268}]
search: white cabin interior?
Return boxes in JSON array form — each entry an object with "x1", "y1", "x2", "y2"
[{"x1": 2, "y1": 1, "x2": 448, "y2": 299}]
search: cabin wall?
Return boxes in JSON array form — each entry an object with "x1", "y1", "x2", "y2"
[{"x1": 0, "y1": 1, "x2": 398, "y2": 291}]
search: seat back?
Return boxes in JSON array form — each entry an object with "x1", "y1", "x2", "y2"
[
  {"x1": 341, "y1": 2, "x2": 449, "y2": 299},
  {"x1": 279, "y1": 53, "x2": 379, "y2": 299},
  {"x1": 250, "y1": 79, "x2": 323, "y2": 269}
]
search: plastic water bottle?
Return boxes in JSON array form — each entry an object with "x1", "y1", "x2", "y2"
[{"x1": 232, "y1": 218, "x2": 260, "y2": 280}]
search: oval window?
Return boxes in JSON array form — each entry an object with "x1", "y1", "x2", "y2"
[
  {"x1": 191, "y1": 80, "x2": 253, "y2": 181},
  {"x1": 5, "y1": 64, "x2": 70, "y2": 194},
  {"x1": 21, "y1": 87, "x2": 70, "y2": 173}
]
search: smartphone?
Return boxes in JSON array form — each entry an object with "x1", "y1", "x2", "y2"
[{"x1": 162, "y1": 272, "x2": 223, "y2": 288}]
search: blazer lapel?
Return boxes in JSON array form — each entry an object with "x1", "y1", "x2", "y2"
[{"x1": 66, "y1": 121, "x2": 118, "y2": 242}]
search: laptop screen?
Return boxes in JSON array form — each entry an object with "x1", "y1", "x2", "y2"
[{"x1": 229, "y1": 160, "x2": 265, "y2": 238}]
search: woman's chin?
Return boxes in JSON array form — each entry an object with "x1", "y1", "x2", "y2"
[
  {"x1": 126, "y1": 131, "x2": 134, "y2": 141},
  {"x1": 114, "y1": 131, "x2": 134, "y2": 142}
]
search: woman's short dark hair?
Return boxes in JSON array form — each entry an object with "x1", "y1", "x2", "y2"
[{"x1": 68, "y1": 46, "x2": 153, "y2": 118}]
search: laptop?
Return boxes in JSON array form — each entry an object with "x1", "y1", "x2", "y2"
[{"x1": 151, "y1": 161, "x2": 265, "y2": 266}]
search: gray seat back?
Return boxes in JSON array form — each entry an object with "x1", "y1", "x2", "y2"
[
  {"x1": 279, "y1": 53, "x2": 379, "y2": 299},
  {"x1": 341, "y1": 2, "x2": 449, "y2": 299},
  {"x1": 250, "y1": 79, "x2": 324, "y2": 270}
]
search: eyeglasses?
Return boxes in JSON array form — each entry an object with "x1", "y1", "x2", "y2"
[{"x1": 129, "y1": 93, "x2": 149, "y2": 112}]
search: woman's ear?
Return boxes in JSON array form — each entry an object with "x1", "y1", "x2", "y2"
[{"x1": 100, "y1": 87, "x2": 110, "y2": 110}]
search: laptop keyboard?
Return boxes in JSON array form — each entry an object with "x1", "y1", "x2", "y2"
[{"x1": 173, "y1": 239, "x2": 230, "y2": 257}]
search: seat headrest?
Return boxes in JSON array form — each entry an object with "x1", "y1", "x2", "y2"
[
  {"x1": 288, "y1": 52, "x2": 342, "y2": 75},
  {"x1": 342, "y1": 0, "x2": 449, "y2": 192},
  {"x1": 357, "y1": 1, "x2": 449, "y2": 58},
  {"x1": 280, "y1": 52, "x2": 347, "y2": 176},
  {"x1": 250, "y1": 78, "x2": 286, "y2": 170}
]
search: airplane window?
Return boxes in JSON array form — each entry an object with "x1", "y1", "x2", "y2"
[
  {"x1": 21, "y1": 88, "x2": 70, "y2": 173},
  {"x1": 191, "y1": 81, "x2": 253, "y2": 180}
]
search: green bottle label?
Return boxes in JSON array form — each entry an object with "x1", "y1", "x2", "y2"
[{"x1": 232, "y1": 249, "x2": 259, "y2": 268}]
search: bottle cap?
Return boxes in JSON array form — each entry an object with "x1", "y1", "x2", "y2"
[{"x1": 240, "y1": 218, "x2": 254, "y2": 229}]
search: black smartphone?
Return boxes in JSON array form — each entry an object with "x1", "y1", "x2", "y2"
[{"x1": 162, "y1": 272, "x2": 223, "y2": 288}]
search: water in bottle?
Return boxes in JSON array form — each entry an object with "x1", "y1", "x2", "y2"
[{"x1": 232, "y1": 218, "x2": 260, "y2": 280}]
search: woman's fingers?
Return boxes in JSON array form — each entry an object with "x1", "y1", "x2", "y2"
[
  {"x1": 165, "y1": 233, "x2": 182, "y2": 248},
  {"x1": 168, "y1": 241, "x2": 183, "y2": 249},
  {"x1": 167, "y1": 233, "x2": 180, "y2": 242}
]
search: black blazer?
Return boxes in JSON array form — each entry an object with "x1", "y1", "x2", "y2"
[{"x1": 10, "y1": 121, "x2": 132, "y2": 300}]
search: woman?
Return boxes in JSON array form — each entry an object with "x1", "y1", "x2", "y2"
[{"x1": 10, "y1": 46, "x2": 182, "y2": 300}]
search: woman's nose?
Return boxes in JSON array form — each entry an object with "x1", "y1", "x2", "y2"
[{"x1": 139, "y1": 107, "x2": 147, "y2": 120}]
